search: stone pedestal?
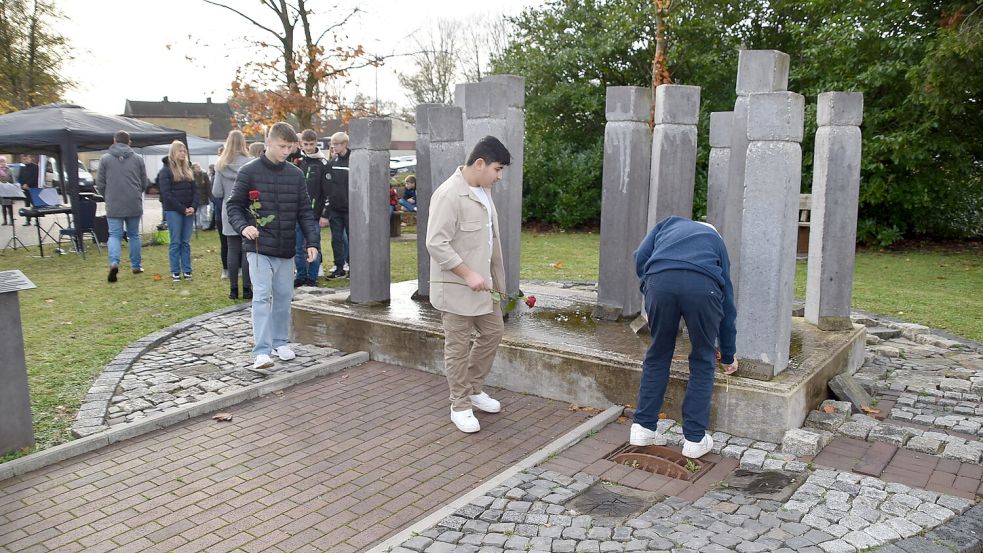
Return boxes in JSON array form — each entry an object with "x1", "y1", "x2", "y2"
[
  {"x1": 0, "y1": 270, "x2": 36, "y2": 456},
  {"x1": 706, "y1": 111, "x2": 733, "y2": 231},
  {"x1": 459, "y1": 76, "x2": 525, "y2": 297},
  {"x1": 646, "y1": 84, "x2": 700, "y2": 229},
  {"x1": 723, "y1": 50, "x2": 790, "y2": 300},
  {"x1": 736, "y1": 92, "x2": 804, "y2": 379},
  {"x1": 348, "y1": 118, "x2": 392, "y2": 304},
  {"x1": 413, "y1": 104, "x2": 441, "y2": 299},
  {"x1": 806, "y1": 92, "x2": 864, "y2": 330},
  {"x1": 596, "y1": 86, "x2": 652, "y2": 320}
]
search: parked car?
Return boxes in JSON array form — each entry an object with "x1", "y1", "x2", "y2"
[
  {"x1": 46, "y1": 159, "x2": 95, "y2": 193},
  {"x1": 390, "y1": 156, "x2": 416, "y2": 179}
]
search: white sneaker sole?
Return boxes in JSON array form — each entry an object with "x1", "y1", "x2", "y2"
[
  {"x1": 471, "y1": 402, "x2": 500, "y2": 414},
  {"x1": 630, "y1": 435, "x2": 667, "y2": 447},
  {"x1": 253, "y1": 359, "x2": 274, "y2": 370}
]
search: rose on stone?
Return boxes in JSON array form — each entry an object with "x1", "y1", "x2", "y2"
[{"x1": 525, "y1": 295, "x2": 537, "y2": 308}]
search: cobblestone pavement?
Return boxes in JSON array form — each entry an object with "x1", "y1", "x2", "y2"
[
  {"x1": 0, "y1": 362, "x2": 592, "y2": 552},
  {"x1": 73, "y1": 303, "x2": 345, "y2": 436},
  {"x1": 393, "y1": 466, "x2": 979, "y2": 553}
]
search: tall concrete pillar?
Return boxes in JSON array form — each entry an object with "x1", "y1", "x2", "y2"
[
  {"x1": 421, "y1": 106, "x2": 467, "y2": 297},
  {"x1": 706, "y1": 111, "x2": 732, "y2": 230},
  {"x1": 646, "y1": 84, "x2": 700, "y2": 228},
  {"x1": 348, "y1": 118, "x2": 393, "y2": 304},
  {"x1": 723, "y1": 50, "x2": 790, "y2": 300},
  {"x1": 806, "y1": 92, "x2": 864, "y2": 330},
  {"x1": 736, "y1": 91, "x2": 805, "y2": 379},
  {"x1": 595, "y1": 86, "x2": 653, "y2": 320},
  {"x1": 461, "y1": 78, "x2": 522, "y2": 296},
  {"x1": 414, "y1": 104, "x2": 441, "y2": 299},
  {"x1": 0, "y1": 270, "x2": 36, "y2": 456}
]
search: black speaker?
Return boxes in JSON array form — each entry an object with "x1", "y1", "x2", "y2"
[{"x1": 93, "y1": 215, "x2": 109, "y2": 244}]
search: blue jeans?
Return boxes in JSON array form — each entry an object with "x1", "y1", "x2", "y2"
[
  {"x1": 247, "y1": 253, "x2": 294, "y2": 356},
  {"x1": 634, "y1": 270, "x2": 724, "y2": 442},
  {"x1": 398, "y1": 198, "x2": 417, "y2": 212},
  {"x1": 328, "y1": 211, "x2": 349, "y2": 269},
  {"x1": 294, "y1": 223, "x2": 321, "y2": 282},
  {"x1": 107, "y1": 216, "x2": 142, "y2": 269},
  {"x1": 164, "y1": 210, "x2": 193, "y2": 274}
]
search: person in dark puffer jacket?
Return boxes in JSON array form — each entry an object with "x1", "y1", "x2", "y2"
[
  {"x1": 293, "y1": 128, "x2": 329, "y2": 287},
  {"x1": 158, "y1": 141, "x2": 199, "y2": 280},
  {"x1": 321, "y1": 131, "x2": 350, "y2": 279},
  {"x1": 226, "y1": 122, "x2": 320, "y2": 371}
]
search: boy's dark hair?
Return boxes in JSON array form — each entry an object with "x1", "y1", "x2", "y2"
[
  {"x1": 113, "y1": 131, "x2": 130, "y2": 144},
  {"x1": 466, "y1": 136, "x2": 511, "y2": 166},
  {"x1": 267, "y1": 122, "x2": 298, "y2": 143},
  {"x1": 300, "y1": 129, "x2": 318, "y2": 141}
]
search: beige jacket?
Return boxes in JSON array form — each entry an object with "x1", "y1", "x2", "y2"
[{"x1": 427, "y1": 167, "x2": 506, "y2": 317}]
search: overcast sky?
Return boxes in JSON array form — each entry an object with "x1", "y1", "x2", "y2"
[{"x1": 56, "y1": 0, "x2": 541, "y2": 116}]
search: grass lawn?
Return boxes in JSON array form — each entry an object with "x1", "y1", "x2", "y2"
[{"x1": 0, "y1": 230, "x2": 979, "y2": 457}]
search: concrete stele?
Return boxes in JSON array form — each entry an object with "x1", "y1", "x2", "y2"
[
  {"x1": 0, "y1": 288, "x2": 34, "y2": 455},
  {"x1": 423, "y1": 105, "x2": 467, "y2": 297},
  {"x1": 348, "y1": 117, "x2": 393, "y2": 304},
  {"x1": 596, "y1": 86, "x2": 652, "y2": 320},
  {"x1": 736, "y1": 91, "x2": 804, "y2": 378},
  {"x1": 646, "y1": 84, "x2": 700, "y2": 229},
  {"x1": 413, "y1": 104, "x2": 441, "y2": 299},
  {"x1": 461, "y1": 78, "x2": 522, "y2": 296},
  {"x1": 706, "y1": 111, "x2": 733, "y2": 231},
  {"x1": 723, "y1": 50, "x2": 790, "y2": 302},
  {"x1": 805, "y1": 92, "x2": 864, "y2": 330}
]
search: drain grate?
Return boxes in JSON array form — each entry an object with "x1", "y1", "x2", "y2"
[{"x1": 606, "y1": 443, "x2": 715, "y2": 481}]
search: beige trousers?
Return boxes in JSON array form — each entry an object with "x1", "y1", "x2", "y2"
[{"x1": 441, "y1": 304, "x2": 505, "y2": 411}]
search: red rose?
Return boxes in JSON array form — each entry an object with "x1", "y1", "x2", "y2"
[
  {"x1": 248, "y1": 190, "x2": 260, "y2": 201},
  {"x1": 525, "y1": 295, "x2": 537, "y2": 308}
]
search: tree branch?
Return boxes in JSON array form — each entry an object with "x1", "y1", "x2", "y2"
[
  {"x1": 202, "y1": 0, "x2": 282, "y2": 39},
  {"x1": 315, "y1": 6, "x2": 359, "y2": 45}
]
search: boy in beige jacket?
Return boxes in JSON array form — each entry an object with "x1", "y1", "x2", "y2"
[{"x1": 426, "y1": 136, "x2": 511, "y2": 433}]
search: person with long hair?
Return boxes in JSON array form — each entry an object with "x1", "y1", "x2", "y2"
[
  {"x1": 0, "y1": 156, "x2": 14, "y2": 225},
  {"x1": 212, "y1": 130, "x2": 253, "y2": 299},
  {"x1": 158, "y1": 141, "x2": 198, "y2": 280}
]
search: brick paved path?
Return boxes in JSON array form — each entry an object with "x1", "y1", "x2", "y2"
[{"x1": 0, "y1": 361, "x2": 590, "y2": 553}]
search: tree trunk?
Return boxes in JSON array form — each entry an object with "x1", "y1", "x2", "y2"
[{"x1": 651, "y1": 0, "x2": 672, "y2": 125}]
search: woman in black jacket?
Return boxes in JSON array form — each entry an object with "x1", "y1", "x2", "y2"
[{"x1": 158, "y1": 141, "x2": 198, "y2": 280}]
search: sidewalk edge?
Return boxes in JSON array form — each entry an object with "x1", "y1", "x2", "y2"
[{"x1": 367, "y1": 404, "x2": 625, "y2": 553}]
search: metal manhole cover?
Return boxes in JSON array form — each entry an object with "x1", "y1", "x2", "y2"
[
  {"x1": 721, "y1": 469, "x2": 806, "y2": 501},
  {"x1": 606, "y1": 443, "x2": 715, "y2": 481},
  {"x1": 565, "y1": 481, "x2": 663, "y2": 526}
]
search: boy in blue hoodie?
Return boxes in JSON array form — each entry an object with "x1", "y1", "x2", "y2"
[{"x1": 631, "y1": 216, "x2": 738, "y2": 459}]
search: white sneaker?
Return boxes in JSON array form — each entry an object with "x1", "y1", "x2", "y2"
[
  {"x1": 220, "y1": 269, "x2": 228, "y2": 280},
  {"x1": 469, "y1": 391, "x2": 501, "y2": 413},
  {"x1": 450, "y1": 408, "x2": 480, "y2": 433},
  {"x1": 630, "y1": 423, "x2": 667, "y2": 446},
  {"x1": 274, "y1": 346, "x2": 296, "y2": 361},
  {"x1": 253, "y1": 354, "x2": 274, "y2": 370},
  {"x1": 682, "y1": 433, "x2": 714, "y2": 459}
]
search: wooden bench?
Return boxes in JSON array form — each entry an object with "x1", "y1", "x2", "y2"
[{"x1": 797, "y1": 193, "x2": 811, "y2": 255}]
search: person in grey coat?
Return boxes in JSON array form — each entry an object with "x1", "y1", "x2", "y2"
[
  {"x1": 212, "y1": 130, "x2": 253, "y2": 299},
  {"x1": 96, "y1": 131, "x2": 149, "y2": 283}
]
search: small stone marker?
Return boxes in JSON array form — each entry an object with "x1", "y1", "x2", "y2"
[{"x1": 828, "y1": 373, "x2": 874, "y2": 413}]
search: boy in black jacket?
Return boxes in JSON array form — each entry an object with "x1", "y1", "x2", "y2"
[
  {"x1": 294, "y1": 129, "x2": 329, "y2": 287},
  {"x1": 227, "y1": 123, "x2": 320, "y2": 370},
  {"x1": 321, "y1": 131, "x2": 351, "y2": 279}
]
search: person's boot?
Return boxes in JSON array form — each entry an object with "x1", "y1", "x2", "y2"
[
  {"x1": 242, "y1": 287, "x2": 253, "y2": 300},
  {"x1": 229, "y1": 287, "x2": 238, "y2": 300}
]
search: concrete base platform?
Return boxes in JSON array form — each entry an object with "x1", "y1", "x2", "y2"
[{"x1": 292, "y1": 281, "x2": 866, "y2": 442}]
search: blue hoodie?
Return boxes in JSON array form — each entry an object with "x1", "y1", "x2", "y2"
[{"x1": 634, "y1": 216, "x2": 737, "y2": 363}]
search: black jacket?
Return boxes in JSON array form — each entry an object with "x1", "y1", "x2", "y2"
[
  {"x1": 297, "y1": 149, "x2": 329, "y2": 219},
  {"x1": 324, "y1": 149, "x2": 350, "y2": 216},
  {"x1": 158, "y1": 158, "x2": 199, "y2": 213},
  {"x1": 226, "y1": 155, "x2": 320, "y2": 259},
  {"x1": 17, "y1": 162, "x2": 39, "y2": 188}
]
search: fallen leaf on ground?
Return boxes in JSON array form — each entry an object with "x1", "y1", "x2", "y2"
[
  {"x1": 273, "y1": 390, "x2": 284, "y2": 396},
  {"x1": 823, "y1": 405, "x2": 835, "y2": 414},
  {"x1": 551, "y1": 262, "x2": 565, "y2": 269},
  {"x1": 658, "y1": 412, "x2": 667, "y2": 420},
  {"x1": 152, "y1": 273, "x2": 162, "y2": 281},
  {"x1": 212, "y1": 412, "x2": 233, "y2": 422},
  {"x1": 568, "y1": 404, "x2": 580, "y2": 411},
  {"x1": 617, "y1": 416, "x2": 630, "y2": 424},
  {"x1": 861, "y1": 405, "x2": 880, "y2": 415}
]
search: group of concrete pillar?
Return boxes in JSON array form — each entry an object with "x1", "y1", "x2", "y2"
[
  {"x1": 345, "y1": 76, "x2": 526, "y2": 305},
  {"x1": 596, "y1": 49, "x2": 864, "y2": 379}
]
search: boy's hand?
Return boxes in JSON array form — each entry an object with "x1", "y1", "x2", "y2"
[
  {"x1": 306, "y1": 247, "x2": 318, "y2": 263},
  {"x1": 242, "y1": 225, "x2": 259, "y2": 240},
  {"x1": 319, "y1": 217, "x2": 329, "y2": 228},
  {"x1": 721, "y1": 361, "x2": 739, "y2": 375},
  {"x1": 465, "y1": 271, "x2": 490, "y2": 291}
]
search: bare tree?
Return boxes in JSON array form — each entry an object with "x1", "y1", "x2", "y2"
[
  {"x1": 398, "y1": 20, "x2": 459, "y2": 105},
  {"x1": 202, "y1": 0, "x2": 383, "y2": 133},
  {"x1": 459, "y1": 14, "x2": 513, "y2": 82}
]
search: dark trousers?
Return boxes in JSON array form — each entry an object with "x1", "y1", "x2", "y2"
[
  {"x1": 634, "y1": 269, "x2": 724, "y2": 442},
  {"x1": 214, "y1": 205, "x2": 228, "y2": 270},
  {"x1": 328, "y1": 210, "x2": 349, "y2": 269},
  {"x1": 226, "y1": 235, "x2": 250, "y2": 291}
]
